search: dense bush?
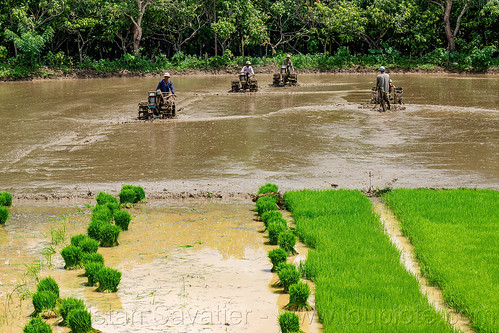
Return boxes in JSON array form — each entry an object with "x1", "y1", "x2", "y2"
[
  {"x1": 36, "y1": 277, "x2": 59, "y2": 298},
  {"x1": 70, "y1": 234, "x2": 87, "y2": 247},
  {"x1": 286, "y1": 282, "x2": 312, "y2": 310},
  {"x1": 61, "y1": 245, "x2": 83, "y2": 269},
  {"x1": 277, "y1": 264, "x2": 300, "y2": 292},
  {"x1": 23, "y1": 317, "x2": 52, "y2": 333},
  {"x1": 278, "y1": 230, "x2": 297, "y2": 254},
  {"x1": 67, "y1": 309, "x2": 92, "y2": 333},
  {"x1": 79, "y1": 238, "x2": 99, "y2": 253},
  {"x1": 82, "y1": 252, "x2": 104, "y2": 265},
  {"x1": 268, "y1": 248, "x2": 288, "y2": 272},
  {"x1": 96, "y1": 267, "x2": 121, "y2": 292},
  {"x1": 257, "y1": 183, "x2": 278, "y2": 195},
  {"x1": 60, "y1": 297, "x2": 85, "y2": 323},
  {"x1": 267, "y1": 221, "x2": 287, "y2": 245},
  {"x1": 99, "y1": 224, "x2": 120, "y2": 247},
  {"x1": 0, "y1": 192, "x2": 13, "y2": 206},
  {"x1": 114, "y1": 210, "x2": 131, "y2": 230},
  {"x1": 256, "y1": 195, "x2": 278, "y2": 216},
  {"x1": 260, "y1": 210, "x2": 283, "y2": 228},
  {"x1": 84, "y1": 262, "x2": 104, "y2": 286},
  {"x1": 0, "y1": 207, "x2": 9, "y2": 225},
  {"x1": 278, "y1": 312, "x2": 301, "y2": 333},
  {"x1": 32, "y1": 290, "x2": 57, "y2": 315},
  {"x1": 96, "y1": 192, "x2": 118, "y2": 205}
]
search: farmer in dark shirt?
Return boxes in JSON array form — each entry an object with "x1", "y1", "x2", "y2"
[{"x1": 156, "y1": 72, "x2": 176, "y2": 97}]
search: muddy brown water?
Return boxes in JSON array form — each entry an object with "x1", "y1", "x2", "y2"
[{"x1": 0, "y1": 74, "x2": 498, "y2": 198}]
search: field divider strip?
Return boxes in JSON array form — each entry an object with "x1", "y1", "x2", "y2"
[{"x1": 371, "y1": 197, "x2": 474, "y2": 333}]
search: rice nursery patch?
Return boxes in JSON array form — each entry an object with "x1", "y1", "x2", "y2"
[
  {"x1": 256, "y1": 195, "x2": 279, "y2": 216},
  {"x1": 286, "y1": 282, "x2": 312, "y2": 311},
  {"x1": 96, "y1": 192, "x2": 118, "y2": 205},
  {"x1": 268, "y1": 248, "x2": 288, "y2": 272},
  {"x1": 258, "y1": 183, "x2": 279, "y2": 195},
  {"x1": 96, "y1": 267, "x2": 121, "y2": 292},
  {"x1": 79, "y1": 238, "x2": 99, "y2": 253},
  {"x1": 114, "y1": 210, "x2": 131, "y2": 230},
  {"x1": 70, "y1": 234, "x2": 87, "y2": 247},
  {"x1": 278, "y1": 230, "x2": 297, "y2": 254},
  {"x1": 84, "y1": 262, "x2": 104, "y2": 286},
  {"x1": 82, "y1": 252, "x2": 104, "y2": 265},
  {"x1": 283, "y1": 189, "x2": 455, "y2": 332},
  {"x1": 277, "y1": 263, "x2": 300, "y2": 292},
  {"x1": 384, "y1": 189, "x2": 499, "y2": 332},
  {"x1": 99, "y1": 224, "x2": 120, "y2": 247},
  {"x1": 119, "y1": 185, "x2": 145, "y2": 204},
  {"x1": 61, "y1": 245, "x2": 83, "y2": 269},
  {"x1": 23, "y1": 317, "x2": 52, "y2": 333},
  {"x1": 267, "y1": 221, "x2": 287, "y2": 245},
  {"x1": 278, "y1": 311, "x2": 301, "y2": 333},
  {"x1": 60, "y1": 297, "x2": 86, "y2": 323},
  {"x1": 67, "y1": 309, "x2": 92, "y2": 333},
  {"x1": 260, "y1": 210, "x2": 283, "y2": 228},
  {"x1": 36, "y1": 277, "x2": 59, "y2": 298},
  {"x1": 32, "y1": 290, "x2": 57, "y2": 316}
]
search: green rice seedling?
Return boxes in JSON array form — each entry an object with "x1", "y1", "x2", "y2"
[
  {"x1": 0, "y1": 206, "x2": 9, "y2": 225},
  {"x1": 84, "y1": 262, "x2": 104, "y2": 286},
  {"x1": 277, "y1": 264, "x2": 300, "y2": 292},
  {"x1": 283, "y1": 189, "x2": 454, "y2": 332},
  {"x1": 36, "y1": 277, "x2": 59, "y2": 298},
  {"x1": 79, "y1": 238, "x2": 99, "y2": 253},
  {"x1": 105, "y1": 202, "x2": 120, "y2": 215},
  {"x1": 119, "y1": 188, "x2": 136, "y2": 204},
  {"x1": 278, "y1": 312, "x2": 301, "y2": 333},
  {"x1": 120, "y1": 184, "x2": 145, "y2": 203},
  {"x1": 99, "y1": 224, "x2": 120, "y2": 247},
  {"x1": 113, "y1": 210, "x2": 131, "y2": 230},
  {"x1": 32, "y1": 290, "x2": 57, "y2": 316},
  {"x1": 91, "y1": 205, "x2": 113, "y2": 223},
  {"x1": 96, "y1": 267, "x2": 121, "y2": 292},
  {"x1": 258, "y1": 183, "x2": 278, "y2": 194},
  {"x1": 87, "y1": 219, "x2": 106, "y2": 241},
  {"x1": 23, "y1": 317, "x2": 52, "y2": 333},
  {"x1": 82, "y1": 252, "x2": 104, "y2": 265},
  {"x1": 60, "y1": 245, "x2": 83, "y2": 269},
  {"x1": 267, "y1": 221, "x2": 286, "y2": 245},
  {"x1": 0, "y1": 192, "x2": 13, "y2": 206},
  {"x1": 385, "y1": 189, "x2": 499, "y2": 332},
  {"x1": 260, "y1": 210, "x2": 282, "y2": 228},
  {"x1": 256, "y1": 195, "x2": 278, "y2": 216},
  {"x1": 67, "y1": 309, "x2": 92, "y2": 333},
  {"x1": 59, "y1": 297, "x2": 85, "y2": 323},
  {"x1": 278, "y1": 230, "x2": 297, "y2": 254},
  {"x1": 96, "y1": 192, "x2": 118, "y2": 205},
  {"x1": 286, "y1": 282, "x2": 312, "y2": 310},
  {"x1": 268, "y1": 248, "x2": 288, "y2": 272},
  {"x1": 70, "y1": 234, "x2": 87, "y2": 247}
]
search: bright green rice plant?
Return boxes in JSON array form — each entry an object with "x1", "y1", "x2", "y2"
[
  {"x1": 267, "y1": 221, "x2": 287, "y2": 245},
  {"x1": 120, "y1": 184, "x2": 145, "y2": 203},
  {"x1": 36, "y1": 277, "x2": 59, "y2": 298},
  {"x1": 79, "y1": 238, "x2": 99, "y2": 253},
  {"x1": 277, "y1": 264, "x2": 300, "y2": 292},
  {"x1": 286, "y1": 282, "x2": 312, "y2": 310},
  {"x1": 96, "y1": 267, "x2": 121, "y2": 292},
  {"x1": 105, "y1": 202, "x2": 120, "y2": 215},
  {"x1": 87, "y1": 219, "x2": 106, "y2": 241},
  {"x1": 0, "y1": 207, "x2": 9, "y2": 225},
  {"x1": 113, "y1": 210, "x2": 131, "y2": 230},
  {"x1": 84, "y1": 262, "x2": 104, "y2": 286},
  {"x1": 258, "y1": 183, "x2": 278, "y2": 194},
  {"x1": 119, "y1": 188, "x2": 136, "y2": 204},
  {"x1": 260, "y1": 210, "x2": 283, "y2": 228},
  {"x1": 60, "y1": 297, "x2": 85, "y2": 323},
  {"x1": 91, "y1": 205, "x2": 112, "y2": 223},
  {"x1": 82, "y1": 252, "x2": 104, "y2": 265},
  {"x1": 70, "y1": 234, "x2": 87, "y2": 247},
  {"x1": 99, "y1": 224, "x2": 120, "y2": 247},
  {"x1": 23, "y1": 317, "x2": 52, "y2": 333},
  {"x1": 0, "y1": 192, "x2": 13, "y2": 206},
  {"x1": 67, "y1": 309, "x2": 92, "y2": 333},
  {"x1": 32, "y1": 290, "x2": 57, "y2": 316},
  {"x1": 278, "y1": 230, "x2": 297, "y2": 254},
  {"x1": 96, "y1": 192, "x2": 118, "y2": 205},
  {"x1": 60, "y1": 245, "x2": 83, "y2": 269},
  {"x1": 278, "y1": 312, "x2": 301, "y2": 333},
  {"x1": 256, "y1": 195, "x2": 278, "y2": 216},
  {"x1": 268, "y1": 248, "x2": 288, "y2": 272}
]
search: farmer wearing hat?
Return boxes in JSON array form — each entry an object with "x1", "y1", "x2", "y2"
[
  {"x1": 241, "y1": 61, "x2": 254, "y2": 75},
  {"x1": 281, "y1": 54, "x2": 294, "y2": 73},
  {"x1": 156, "y1": 72, "x2": 176, "y2": 97},
  {"x1": 375, "y1": 66, "x2": 390, "y2": 111}
]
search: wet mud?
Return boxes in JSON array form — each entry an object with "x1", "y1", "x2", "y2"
[{"x1": 372, "y1": 198, "x2": 474, "y2": 333}]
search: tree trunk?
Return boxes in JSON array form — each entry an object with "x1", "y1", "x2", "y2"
[
  {"x1": 443, "y1": 0, "x2": 456, "y2": 52},
  {"x1": 132, "y1": 21, "x2": 142, "y2": 54}
]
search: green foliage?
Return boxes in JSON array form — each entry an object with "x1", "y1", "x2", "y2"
[
  {"x1": 257, "y1": 183, "x2": 278, "y2": 194},
  {"x1": 99, "y1": 224, "x2": 120, "y2": 247},
  {"x1": 70, "y1": 234, "x2": 87, "y2": 247},
  {"x1": 67, "y1": 309, "x2": 92, "y2": 333},
  {"x1": 32, "y1": 290, "x2": 57, "y2": 315},
  {"x1": 79, "y1": 238, "x2": 99, "y2": 253},
  {"x1": 92, "y1": 205, "x2": 113, "y2": 223},
  {"x1": 469, "y1": 46, "x2": 497, "y2": 70},
  {"x1": 84, "y1": 262, "x2": 104, "y2": 286},
  {"x1": 277, "y1": 264, "x2": 300, "y2": 292},
  {"x1": 87, "y1": 219, "x2": 105, "y2": 241},
  {"x1": 0, "y1": 192, "x2": 13, "y2": 206},
  {"x1": 82, "y1": 252, "x2": 104, "y2": 265},
  {"x1": 256, "y1": 195, "x2": 278, "y2": 216},
  {"x1": 114, "y1": 210, "x2": 131, "y2": 230},
  {"x1": 36, "y1": 277, "x2": 59, "y2": 298},
  {"x1": 96, "y1": 267, "x2": 121, "y2": 292},
  {"x1": 286, "y1": 282, "x2": 312, "y2": 310},
  {"x1": 120, "y1": 185, "x2": 145, "y2": 204},
  {"x1": 278, "y1": 230, "x2": 297, "y2": 254},
  {"x1": 260, "y1": 210, "x2": 283, "y2": 228},
  {"x1": 267, "y1": 220, "x2": 287, "y2": 245},
  {"x1": 61, "y1": 245, "x2": 83, "y2": 269},
  {"x1": 23, "y1": 317, "x2": 52, "y2": 333},
  {"x1": 0, "y1": 207, "x2": 9, "y2": 225},
  {"x1": 268, "y1": 248, "x2": 288, "y2": 272},
  {"x1": 96, "y1": 192, "x2": 118, "y2": 205},
  {"x1": 278, "y1": 312, "x2": 301, "y2": 333},
  {"x1": 4, "y1": 28, "x2": 54, "y2": 67},
  {"x1": 119, "y1": 188, "x2": 136, "y2": 204},
  {"x1": 60, "y1": 297, "x2": 85, "y2": 323}
]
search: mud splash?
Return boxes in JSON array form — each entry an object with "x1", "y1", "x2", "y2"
[{"x1": 371, "y1": 198, "x2": 474, "y2": 333}]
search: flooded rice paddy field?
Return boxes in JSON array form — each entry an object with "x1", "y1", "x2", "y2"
[{"x1": 0, "y1": 74, "x2": 498, "y2": 197}]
